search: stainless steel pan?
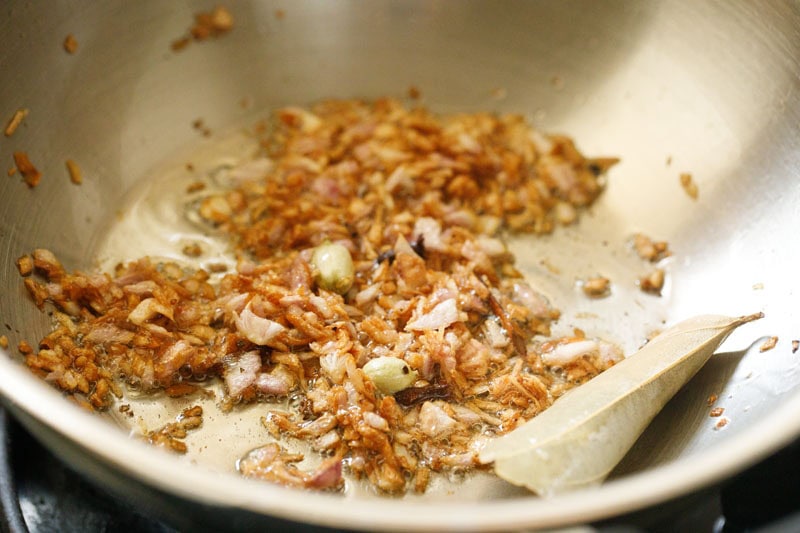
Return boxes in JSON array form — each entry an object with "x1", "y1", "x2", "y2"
[{"x1": 1, "y1": 1, "x2": 799, "y2": 530}]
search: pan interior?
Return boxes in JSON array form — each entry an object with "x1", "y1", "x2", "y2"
[{"x1": 0, "y1": 0, "x2": 799, "y2": 525}]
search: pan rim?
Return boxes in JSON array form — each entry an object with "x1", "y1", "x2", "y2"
[{"x1": 2, "y1": 349, "x2": 799, "y2": 531}]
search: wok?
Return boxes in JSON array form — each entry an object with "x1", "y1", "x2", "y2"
[{"x1": 1, "y1": 1, "x2": 799, "y2": 530}]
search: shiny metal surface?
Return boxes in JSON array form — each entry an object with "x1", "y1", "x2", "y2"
[{"x1": 1, "y1": 0, "x2": 799, "y2": 530}]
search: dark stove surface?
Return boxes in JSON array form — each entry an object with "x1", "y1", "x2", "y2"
[
  {"x1": 0, "y1": 409, "x2": 175, "y2": 533},
  {"x1": 1, "y1": 407, "x2": 799, "y2": 533}
]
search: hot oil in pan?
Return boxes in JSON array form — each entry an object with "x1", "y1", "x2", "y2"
[
  {"x1": 90, "y1": 121, "x2": 670, "y2": 500},
  {"x1": 93, "y1": 129, "x2": 281, "y2": 477},
  {"x1": 92, "y1": 127, "x2": 397, "y2": 498}
]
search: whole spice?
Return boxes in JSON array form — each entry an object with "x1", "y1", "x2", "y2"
[
  {"x1": 479, "y1": 313, "x2": 762, "y2": 495},
  {"x1": 311, "y1": 242, "x2": 354, "y2": 295},
  {"x1": 362, "y1": 356, "x2": 418, "y2": 395},
  {"x1": 394, "y1": 383, "x2": 451, "y2": 407}
]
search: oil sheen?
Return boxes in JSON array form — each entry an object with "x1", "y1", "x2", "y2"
[{"x1": 90, "y1": 121, "x2": 669, "y2": 500}]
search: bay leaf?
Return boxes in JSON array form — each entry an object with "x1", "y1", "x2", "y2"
[{"x1": 478, "y1": 313, "x2": 763, "y2": 496}]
